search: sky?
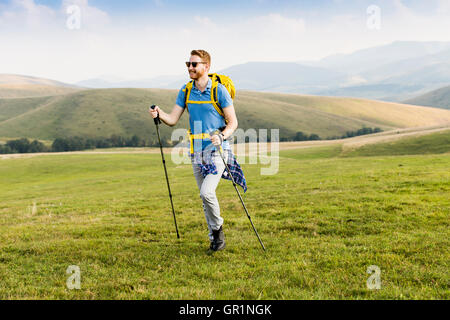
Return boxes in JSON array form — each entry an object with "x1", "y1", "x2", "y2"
[{"x1": 1, "y1": 0, "x2": 450, "y2": 84}]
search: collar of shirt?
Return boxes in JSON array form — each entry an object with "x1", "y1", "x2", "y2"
[{"x1": 192, "y1": 78, "x2": 212, "y2": 94}]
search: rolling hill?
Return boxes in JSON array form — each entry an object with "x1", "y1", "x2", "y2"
[
  {"x1": 263, "y1": 124, "x2": 450, "y2": 161},
  {"x1": 404, "y1": 85, "x2": 450, "y2": 110},
  {"x1": 1, "y1": 88, "x2": 450, "y2": 143},
  {"x1": 341, "y1": 128, "x2": 450, "y2": 157},
  {"x1": 0, "y1": 74, "x2": 82, "y2": 98}
]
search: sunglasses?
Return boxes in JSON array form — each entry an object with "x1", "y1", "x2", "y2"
[{"x1": 185, "y1": 61, "x2": 207, "y2": 68}]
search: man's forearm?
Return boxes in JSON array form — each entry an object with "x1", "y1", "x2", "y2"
[
  {"x1": 221, "y1": 119, "x2": 238, "y2": 140},
  {"x1": 158, "y1": 109, "x2": 176, "y2": 126}
]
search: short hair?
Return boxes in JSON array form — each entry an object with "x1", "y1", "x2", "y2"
[{"x1": 191, "y1": 49, "x2": 211, "y2": 65}]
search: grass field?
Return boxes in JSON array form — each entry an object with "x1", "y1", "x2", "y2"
[{"x1": 0, "y1": 143, "x2": 448, "y2": 299}]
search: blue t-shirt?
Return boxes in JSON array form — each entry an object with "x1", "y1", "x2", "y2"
[{"x1": 176, "y1": 78, "x2": 233, "y2": 152}]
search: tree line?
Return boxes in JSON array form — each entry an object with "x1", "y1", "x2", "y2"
[
  {"x1": 280, "y1": 127, "x2": 383, "y2": 142},
  {"x1": 326, "y1": 127, "x2": 382, "y2": 140},
  {"x1": 0, "y1": 127, "x2": 383, "y2": 154},
  {"x1": 280, "y1": 131, "x2": 321, "y2": 142},
  {"x1": 0, "y1": 135, "x2": 170, "y2": 154}
]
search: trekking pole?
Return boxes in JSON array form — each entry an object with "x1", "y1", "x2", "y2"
[
  {"x1": 212, "y1": 131, "x2": 266, "y2": 251},
  {"x1": 150, "y1": 105, "x2": 180, "y2": 239}
]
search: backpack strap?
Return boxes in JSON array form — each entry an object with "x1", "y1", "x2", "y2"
[
  {"x1": 209, "y1": 74, "x2": 228, "y2": 124},
  {"x1": 184, "y1": 77, "x2": 228, "y2": 124},
  {"x1": 183, "y1": 81, "x2": 194, "y2": 112},
  {"x1": 210, "y1": 79, "x2": 225, "y2": 119},
  {"x1": 210, "y1": 74, "x2": 221, "y2": 104}
]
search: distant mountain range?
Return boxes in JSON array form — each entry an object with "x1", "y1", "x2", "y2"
[
  {"x1": 74, "y1": 41, "x2": 450, "y2": 102},
  {"x1": 3, "y1": 41, "x2": 449, "y2": 104},
  {"x1": 300, "y1": 41, "x2": 450, "y2": 74}
]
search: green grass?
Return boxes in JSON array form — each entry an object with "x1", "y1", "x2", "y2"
[
  {"x1": 0, "y1": 96, "x2": 55, "y2": 122},
  {"x1": 2, "y1": 88, "x2": 450, "y2": 141},
  {"x1": 280, "y1": 145, "x2": 343, "y2": 160},
  {"x1": 343, "y1": 130, "x2": 450, "y2": 157},
  {"x1": 0, "y1": 89, "x2": 184, "y2": 141},
  {"x1": 0, "y1": 148, "x2": 449, "y2": 299}
]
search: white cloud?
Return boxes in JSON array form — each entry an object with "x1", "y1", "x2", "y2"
[
  {"x1": 0, "y1": 0, "x2": 110, "y2": 31},
  {"x1": 228, "y1": 13, "x2": 306, "y2": 44},
  {"x1": 61, "y1": 0, "x2": 111, "y2": 30},
  {"x1": 180, "y1": 14, "x2": 307, "y2": 65},
  {"x1": 0, "y1": 0, "x2": 57, "y2": 29},
  {"x1": 437, "y1": 0, "x2": 450, "y2": 14},
  {"x1": 256, "y1": 13, "x2": 306, "y2": 37},
  {"x1": 0, "y1": 0, "x2": 113, "y2": 82},
  {"x1": 1, "y1": 1, "x2": 450, "y2": 84},
  {"x1": 383, "y1": 0, "x2": 450, "y2": 42},
  {"x1": 194, "y1": 16, "x2": 221, "y2": 31}
]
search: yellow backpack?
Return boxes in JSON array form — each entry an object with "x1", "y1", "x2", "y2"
[{"x1": 183, "y1": 73, "x2": 235, "y2": 122}]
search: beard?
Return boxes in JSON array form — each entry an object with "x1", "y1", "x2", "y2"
[{"x1": 189, "y1": 68, "x2": 206, "y2": 80}]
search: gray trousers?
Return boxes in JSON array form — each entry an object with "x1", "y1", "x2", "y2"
[{"x1": 192, "y1": 152, "x2": 228, "y2": 241}]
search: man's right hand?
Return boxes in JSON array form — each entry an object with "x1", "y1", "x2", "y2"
[{"x1": 149, "y1": 105, "x2": 161, "y2": 119}]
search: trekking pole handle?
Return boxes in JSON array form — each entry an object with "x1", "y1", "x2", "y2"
[
  {"x1": 150, "y1": 105, "x2": 161, "y2": 125},
  {"x1": 210, "y1": 130, "x2": 225, "y2": 151}
]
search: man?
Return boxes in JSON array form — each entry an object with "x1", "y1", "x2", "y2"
[{"x1": 149, "y1": 49, "x2": 242, "y2": 252}]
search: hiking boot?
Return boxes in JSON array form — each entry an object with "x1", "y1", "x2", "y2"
[{"x1": 210, "y1": 226, "x2": 226, "y2": 251}]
